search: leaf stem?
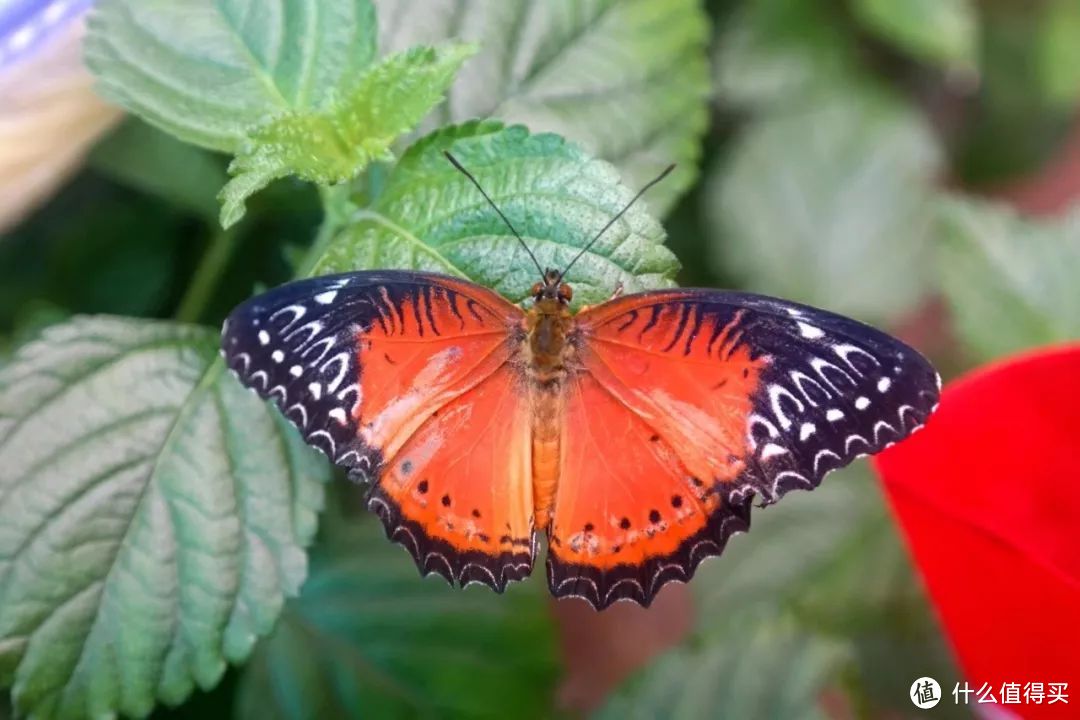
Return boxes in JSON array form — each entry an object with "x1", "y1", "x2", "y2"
[{"x1": 176, "y1": 225, "x2": 240, "y2": 323}]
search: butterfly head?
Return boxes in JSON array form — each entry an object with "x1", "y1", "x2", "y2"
[{"x1": 532, "y1": 269, "x2": 573, "y2": 305}]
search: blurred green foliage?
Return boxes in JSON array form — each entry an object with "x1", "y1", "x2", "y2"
[{"x1": 2, "y1": 0, "x2": 1080, "y2": 718}]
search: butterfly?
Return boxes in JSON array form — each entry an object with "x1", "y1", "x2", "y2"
[{"x1": 221, "y1": 155, "x2": 940, "y2": 609}]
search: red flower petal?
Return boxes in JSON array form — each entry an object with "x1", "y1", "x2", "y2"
[{"x1": 875, "y1": 343, "x2": 1080, "y2": 718}]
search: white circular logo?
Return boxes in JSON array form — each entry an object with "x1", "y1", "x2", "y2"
[{"x1": 910, "y1": 677, "x2": 942, "y2": 709}]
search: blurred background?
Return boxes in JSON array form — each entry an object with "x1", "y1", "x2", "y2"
[{"x1": 3, "y1": 0, "x2": 1079, "y2": 718}]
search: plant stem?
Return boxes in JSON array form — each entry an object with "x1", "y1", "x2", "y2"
[
  {"x1": 178, "y1": 183, "x2": 350, "y2": 324},
  {"x1": 297, "y1": 183, "x2": 354, "y2": 277},
  {"x1": 176, "y1": 225, "x2": 239, "y2": 323}
]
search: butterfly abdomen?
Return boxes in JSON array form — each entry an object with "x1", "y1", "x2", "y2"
[
  {"x1": 530, "y1": 380, "x2": 563, "y2": 530},
  {"x1": 524, "y1": 298, "x2": 576, "y2": 530}
]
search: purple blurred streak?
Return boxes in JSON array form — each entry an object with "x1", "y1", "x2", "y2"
[{"x1": 0, "y1": 0, "x2": 93, "y2": 69}]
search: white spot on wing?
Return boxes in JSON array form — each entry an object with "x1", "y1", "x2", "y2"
[
  {"x1": 798, "y1": 322, "x2": 824, "y2": 339},
  {"x1": 826, "y1": 408, "x2": 844, "y2": 422},
  {"x1": 760, "y1": 443, "x2": 788, "y2": 460},
  {"x1": 315, "y1": 290, "x2": 338, "y2": 305},
  {"x1": 768, "y1": 384, "x2": 803, "y2": 430},
  {"x1": 799, "y1": 422, "x2": 816, "y2": 441},
  {"x1": 834, "y1": 344, "x2": 879, "y2": 374},
  {"x1": 258, "y1": 330, "x2": 270, "y2": 346},
  {"x1": 877, "y1": 377, "x2": 891, "y2": 393},
  {"x1": 855, "y1": 396, "x2": 870, "y2": 410},
  {"x1": 270, "y1": 304, "x2": 306, "y2": 331}
]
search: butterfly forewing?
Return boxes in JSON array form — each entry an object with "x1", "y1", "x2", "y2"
[{"x1": 221, "y1": 272, "x2": 381, "y2": 471}]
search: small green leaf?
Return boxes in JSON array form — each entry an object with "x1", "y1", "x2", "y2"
[
  {"x1": 376, "y1": 0, "x2": 710, "y2": 214},
  {"x1": 598, "y1": 618, "x2": 846, "y2": 720},
  {"x1": 314, "y1": 122, "x2": 680, "y2": 307},
  {"x1": 708, "y1": 90, "x2": 942, "y2": 324},
  {"x1": 220, "y1": 43, "x2": 476, "y2": 228},
  {"x1": 937, "y1": 197, "x2": 1080, "y2": 362},
  {"x1": 715, "y1": 0, "x2": 862, "y2": 109},
  {"x1": 235, "y1": 517, "x2": 558, "y2": 719},
  {"x1": 1038, "y1": 0, "x2": 1080, "y2": 106},
  {"x1": 0, "y1": 318, "x2": 328, "y2": 719},
  {"x1": 85, "y1": 0, "x2": 378, "y2": 154},
  {"x1": 851, "y1": 0, "x2": 979, "y2": 71}
]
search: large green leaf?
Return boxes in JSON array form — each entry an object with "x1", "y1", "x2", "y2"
[
  {"x1": 937, "y1": 197, "x2": 1080, "y2": 362},
  {"x1": 597, "y1": 618, "x2": 846, "y2": 720},
  {"x1": 315, "y1": 122, "x2": 681, "y2": 307},
  {"x1": 85, "y1": 0, "x2": 378, "y2": 154},
  {"x1": 714, "y1": 0, "x2": 862, "y2": 109},
  {"x1": 707, "y1": 90, "x2": 942, "y2": 324},
  {"x1": 851, "y1": 0, "x2": 979, "y2": 72},
  {"x1": 375, "y1": 0, "x2": 710, "y2": 214},
  {"x1": 0, "y1": 318, "x2": 328, "y2": 719},
  {"x1": 235, "y1": 517, "x2": 558, "y2": 719},
  {"x1": 86, "y1": 1, "x2": 473, "y2": 228}
]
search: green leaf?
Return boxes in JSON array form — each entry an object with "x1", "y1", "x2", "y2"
[
  {"x1": 375, "y1": 0, "x2": 710, "y2": 214},
  {"x1": 314, "y1": 122, "x2": 680, "y2": 308},
  {"x1": 90, "y1": 119, "x2": 228, "y2": 222},
  {"x1": 235, "y1": 517, "x2": 558, "y2": 720},
  {"x1": 715, "y1": 0, "x2": 862, "y2": 109},
  {"x1": 678, "y1": 465, "x2": 963, "y2": 717},
  {"x1": 851, "y1": 0, "x2": 979, "y2": 71},
  {"x1": 691, "y1": 465, "x2": 879, "y2": 626},
  {"x1": 707, "y1": 90, "x2": 942, "y2": 324},
  {"x1": 220, "y1": 43, "x2": 476, "y2": 228},
  {"x1": 597, "y1": 618, "x2": 846, "y2": 720},
  {"x1": 85, "y1": 0, "x2": 378, "y2": 154},
  {"x1": 1037, "y1": 0, "x2": 1080, "y2": 106},
  {"x1": 0, "y1": 317, "x2": 328, "y2": 719},
  {"x1": 937, "y1": 197, "x2": 1080, "y2": 362}
]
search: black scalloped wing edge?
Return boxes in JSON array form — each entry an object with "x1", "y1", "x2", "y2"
[
  {"x1": 367, "y1": 486, "x2": 536, "y2": 592},
  {"x1": 547, "y1": 498, "x2": 752, "y2": 609}
]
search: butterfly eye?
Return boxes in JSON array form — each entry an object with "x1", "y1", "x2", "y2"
[
  {"x1": 558, "y1": 284, "x2": 573, "y2": 302},
  {"x1": 531, "y1": 282, "x2": 544, "y2": 297}
]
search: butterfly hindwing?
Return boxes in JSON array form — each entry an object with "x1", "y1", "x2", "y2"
[
  {"x1": 369, "y1": 362, "x2": 536, "y2": 590},
  {"x1": 222, "y1": 270, "x2": 534, "y2": 590},
  {"x1": 546, "y1": 289, "x2": 940, "y2": 607},
  {"x1": 548, "y1": 369, "x2": 752, "y2": 607}
]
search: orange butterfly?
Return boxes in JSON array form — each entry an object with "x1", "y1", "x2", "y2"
[{"x1": 222, "y1": 156, "x2": 939, "y2": 608}]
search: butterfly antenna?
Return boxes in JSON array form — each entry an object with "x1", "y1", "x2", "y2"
[
  {"x1": 443, "y1": 151, "x2": 545, "y2": 280},
  {"x1": 557, "y1": 164, "x2": 676, "y2": 285}
]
